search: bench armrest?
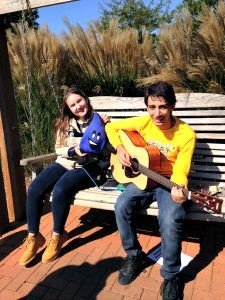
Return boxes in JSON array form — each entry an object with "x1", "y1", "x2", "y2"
[
  {"x1": 20, "y1": 153, "x2": 57, "y2": 166},
  {"x1": 20, "y1": 153, "x2": 57, "y2": 180}
]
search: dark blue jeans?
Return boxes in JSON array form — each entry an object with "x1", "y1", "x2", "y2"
[
  {"x1": 26, "y1": 162, "x2": 100, "y2": 235},
  {"x1": 114, "y1": 183, "x2": 187, "y2": 280}
]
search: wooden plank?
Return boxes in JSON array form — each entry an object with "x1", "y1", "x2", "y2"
[
  {"x1": 179, "y1": 118, "x2": 225, "y2": 124},
  {"x1": 0, "y1": 24, "x2": 26, "y2": 222},
  {"x1": 196, "y1": 133, "x2": 225, "y2": 139},
  {"x1": 194, "y1": 149, "x2": 225, "y2": 156},
  {"x1": 191, "y1": 165, "x2": 225, "y2": 172},
  {"x1": 0, "y1": 0, "x2": 78, "y2": 15},
  {"x1": 0, "y1": 165, "x2": 9, "y2": 234},
  {"x1": 90, "y1": 94, "x2": 225, "y2": 110},
  {"x1": 20, "y1": 153, "x2": 57, "y2": 166},
  {"x1": 189, "y1": 178, "x2": 225, "y2": 187},
  {"x1": 196, "y1": 143, "x2": 225, "y2": 150},
  {"x1": 192, "y1": 156, "x2": 225, "y2": 163},
  {"x1": 174, "y1": 110, "x2": 225, "y2": 116},
  {"x1": 96, "y1": 106, "x2": 225, "y2": 116},
  {"x1": 187, "y1": 125, "x2": 225, "y2": 131},
  {"x1": 189, "y1": 172, "x2": 225, "y2": 180}
]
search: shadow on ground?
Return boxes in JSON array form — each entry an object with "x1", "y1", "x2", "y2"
[
  {"x1": 19, "y1": 256, "x2": 123, "y2": 299},
  {"x1": 180, "y1": 220, "x2": 225, "y2": 283},
  {"x1": 0, "y1": 229, "x2": 27, "y2": 262},
  {"x1": 26, "y1": 208, "x2": 118, "y2": 267}
]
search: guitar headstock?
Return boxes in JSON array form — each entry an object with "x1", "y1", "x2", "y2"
[{"x1": 191, "y1": 191, "x2": 223, "y2": 214}]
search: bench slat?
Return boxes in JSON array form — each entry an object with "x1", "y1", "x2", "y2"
[
  {"x1": 99, "y1": 109, "x2": 224, "y2": 116},
  {"x1": 90, "y1": 94, "x2": 225, "y2": 109},
  {"x1": 196, "y1": 133, "x2": 225, "y2": 139},
  {"x1": 189, "y1": 178, "x2": 225, "y2": 187},
  {"x1": 192, "y1": 156, "x2": 225, "y2": 163},
  {"x1": 180, "y1": 118, "x2": 225, "y2": 124},
  {"x1": 189, "y1": 171, "x2": 225, "y2": 181},
  {"x1": 196, "y1": 143, "x2": 225, "y2": 150},
  {"x1": 191, "y1": 165, "x2": 225, "y2": 172},
  {"x1": 194, "y1": 149, "x2": 225, "y2": 156}
]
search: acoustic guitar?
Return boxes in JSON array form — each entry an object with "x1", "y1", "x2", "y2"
[{"x1": 110, "y1": 130, "x2": 223, "y2": 214}]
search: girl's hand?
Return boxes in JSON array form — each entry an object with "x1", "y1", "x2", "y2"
[
  {"x1": 171, "y1": 186, "x2": 187, "y2": 203},
  {"x1": 101, "y1": 114, "x2": 111, "y2": 124},
  {"x1": 75, "y1": 146, "x2": 87, "y2": 157}
]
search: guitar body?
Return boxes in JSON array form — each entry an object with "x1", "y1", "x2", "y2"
[{"x1": 110, "y1": 130, "x2": 160, "y2": 190}]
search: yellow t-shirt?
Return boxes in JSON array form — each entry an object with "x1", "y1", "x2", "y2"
[{"x1": 105, "y1": 115, "x2": 196, "y2": 187}]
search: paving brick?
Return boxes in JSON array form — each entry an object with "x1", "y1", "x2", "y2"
[
  {"x1": 183, "y1": 280, "x2": 195, "y2": 300},
  {"x1": 194, "y1": 270, "x2": 211, "y2": 291},
  {"x1": 140, "y1": 288, "x2": 159, "y2": 300},
  {"x1": 101, "y1": 271, "x2": 118, "y2": 291},
  {"x1": 6, "y1": 268, "x2": 33, "y2": 291},
  {"x1": 0, "y1": 288, "x2": 21, "y2": 300},
  {"x1": 192, "y1": 289, "x2": 225, "y2": 300},
  {"x1": 0, "y1": 264, "x2": 21, "y2": 278},
  {"x1": 111, "y1": 280, "x2": 143, "y2": 298},
  {"x1": 17, "y1": 281, "x2": 37, "y2": 298},
  {"x1": 56, "y1": 281, "x2": 80, "y2": 299},
  {"x1": 0, "y1": 276, "x2": 12, "y2": 292},
  {"x1": 41, "y1": 287, "x2": 61, "y2": 300},
  {"x1": 210, "y1": 281, "x2": 225, "y2": 293},
  {"x1": 27, "y1": 283, "x2": 48, "y2": 298},
  {"x1": 96, "y1": 290, "x2": 124, "y2": 300},
  {"x1": 133, "y1": 275, "x2": 161, "y2": 291},
  {"x1": 3, "y1": 248, "x2": 22, "y2": 266},
  {"x1": 185, "y1": 242, "x2": 200, "y2": 257}
]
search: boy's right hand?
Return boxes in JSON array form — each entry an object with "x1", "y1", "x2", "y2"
[{"x1": 116, "y1": 144, "x2": 131, "y2": 167}]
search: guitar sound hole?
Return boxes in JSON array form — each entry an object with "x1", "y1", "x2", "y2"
[{"x1": 125, "y1": 158, "x2": 140, "y2": 178}]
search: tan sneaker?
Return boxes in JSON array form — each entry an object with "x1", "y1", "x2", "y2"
[
  {"x1": 42, "y1": 231, "x2": 68, "y2": 263},
  {"x1": 19, "y1": 233, "x2": 45, "y2": 266}
]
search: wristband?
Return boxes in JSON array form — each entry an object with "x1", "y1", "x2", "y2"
[{"x1": 68, "y1": 147, "x2": 76, "y2": 157}]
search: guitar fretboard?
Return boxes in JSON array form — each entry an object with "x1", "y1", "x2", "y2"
[{"x1": 132, "y1": 160, "x2": 190, "y2": 199}]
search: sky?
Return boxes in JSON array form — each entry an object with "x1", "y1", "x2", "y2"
[
  {"x1": 38, "y1": 0, "x2": 103, "y2": 35},
  {"x1": 38, "y1": 0, "x2": 182, "y2": 35}
]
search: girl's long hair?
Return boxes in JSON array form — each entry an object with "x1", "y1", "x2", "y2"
[{"x1": 54, "y1": 86, "x2": 93, "y2": 139}]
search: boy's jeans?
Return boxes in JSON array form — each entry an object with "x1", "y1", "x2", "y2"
[{"x1": 114, "y1": 183, "x2": 187, "y2": 279}]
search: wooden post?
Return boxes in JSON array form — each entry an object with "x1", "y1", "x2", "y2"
[
  {"x1": 0, "y1": 165, "x2": 9, "y2": 234},
  {"x1": 0, "y1": 23, "x2": 26, "y2": 222}
]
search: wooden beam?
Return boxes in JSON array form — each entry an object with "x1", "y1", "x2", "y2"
[
  {"x1": 0, "y1": 0, "x2": 78, "y2": 15},
  {"x1": 0, "y1": 23, "x2": 26, "y2": 222},
  {"x1": 0, "y1": 167, "x2": 9, "y2": 235}
]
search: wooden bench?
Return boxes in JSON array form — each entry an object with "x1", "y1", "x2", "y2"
[{"x1": 20, "y1": 93, "x2": 225, "y2": 222}]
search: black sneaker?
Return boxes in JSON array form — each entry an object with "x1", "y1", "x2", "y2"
[
  {"x1": 118, "y1": 251, "x2": 148, "y2": 285},
  {"x1": 160, "y1": 278, "x2": 183, "y2": 300}
]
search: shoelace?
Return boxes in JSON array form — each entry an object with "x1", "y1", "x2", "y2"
[
  {"x1": 47, "y1": 236, "x2": 59, "y2": 248},
  {"x1": 23, "y1": 236, "x2": 34, "y2": 249},
  {"x1": 121, "y1": 256, "x2": 137, "y2": 273}
]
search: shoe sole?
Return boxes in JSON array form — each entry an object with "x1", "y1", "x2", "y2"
[
  {"x1": 42, "y1": 251, "x2": 60, "y2": 264},
  {"x1": 18, "y1": 254, "x2": 36, "y2": 266}
]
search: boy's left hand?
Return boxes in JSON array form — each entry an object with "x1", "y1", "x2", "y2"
[{"x1": 171, "y1": 186, "x2": 187, "y2": 203}]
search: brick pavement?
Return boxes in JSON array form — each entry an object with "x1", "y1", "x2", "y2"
[{"x1": 0, "y1": 205, "x2": 225, "y2": 300}]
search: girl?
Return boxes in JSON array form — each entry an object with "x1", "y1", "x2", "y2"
[{"x1": 19, "y1": 86, "x2": 110, "y2": 266}]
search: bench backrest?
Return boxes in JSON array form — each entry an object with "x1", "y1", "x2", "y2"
[{"x1": 90, "y1": 93, "x2": 225, "y2": 189}]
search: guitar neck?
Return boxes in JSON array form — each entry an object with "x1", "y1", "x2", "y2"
[{"x1": 133, "y1": 160, "x2": 190, "y2": 198}]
